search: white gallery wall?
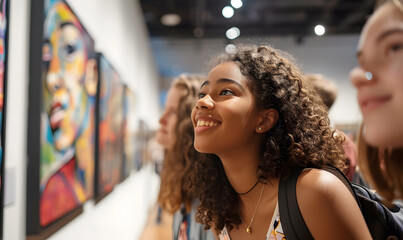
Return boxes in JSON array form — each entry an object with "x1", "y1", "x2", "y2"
[
  {"x1": 3, "y1": 0, "x2": 160, "y2": 239},
  {"x1": 152, "y1": 34, "x2": 363, "y2": 125}
]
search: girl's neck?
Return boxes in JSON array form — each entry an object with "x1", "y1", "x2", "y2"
[
  {"x1": 218, "y1": 148, "x2": 278, "y2": 205},
  {"x1": 218, "y1": 148, "x2": 261, "y2": 198}
]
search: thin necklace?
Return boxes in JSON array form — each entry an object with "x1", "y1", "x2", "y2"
[
  {"x1": 237, "y1": 179, "x2": 259, "y2": 195},
  {"x1": 238, "y1": 184, "x2": 265, "y2": 234}
]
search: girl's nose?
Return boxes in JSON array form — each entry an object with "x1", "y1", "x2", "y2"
[
  {"x1": 159, "y1": 112, "x2": 168, "y2": 125},
  {"x1": 195, "y1": 95, "x2": 214, "y2": 110},
  {"x1": 350, "y1": 67, "x2": 373, "y2": 89}
]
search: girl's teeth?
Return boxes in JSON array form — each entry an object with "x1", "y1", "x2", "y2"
[{"x1": 197, "y1": 120, "x2": 218, "y2": 127}]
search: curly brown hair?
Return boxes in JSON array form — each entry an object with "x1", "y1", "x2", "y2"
[
  {"x1": 189, "y1": 45, "x2": 347, "y2": 232},
  {"x1": 157, "y1": 74, "x2": 204, "y2": 214},
  {"x1": 304, "y1": 73, "x2": 338, "y2": 110}
]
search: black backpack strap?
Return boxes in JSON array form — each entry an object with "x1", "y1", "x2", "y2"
[
  {"x1": 279, "y1": 168, "x2": 314, "y2": 240},
  {"x1": 279, "y1": 166, "x2": 366, "y2": 240}
]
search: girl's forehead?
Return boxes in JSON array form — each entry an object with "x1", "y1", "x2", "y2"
[
  {"x1": 359, "y1": 1, "x2": 403, "y2": 46},
  {"x1": 207, "y1": 62, "x2": 243, "y2": 81}
]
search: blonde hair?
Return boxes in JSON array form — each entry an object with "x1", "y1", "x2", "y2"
[
  {"x1": 357, "y1": 125, "x2": 403, "y2": 202},
  {"x1": 157, "y1": 74, "x2": 204, "y2": 213},
  {"x1": 375, "y1": 0, "x2": 403, "y2": 11}
]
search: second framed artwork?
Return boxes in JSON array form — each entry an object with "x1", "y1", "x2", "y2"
[{"x1": 94, "y1": 53, "x2": 125, "y2": 201}]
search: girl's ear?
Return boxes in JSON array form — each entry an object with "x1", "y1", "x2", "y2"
[{"x1": 255, "y1": 108, "x2": 279, "y2": 133}]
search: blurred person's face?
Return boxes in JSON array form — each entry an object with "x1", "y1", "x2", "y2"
[
  {"x1": 156, "y1": 86, "x2": 184, "y2": 149},
  {"x1": 350, "y1": 1, "x2": 403, "y2": 147}
]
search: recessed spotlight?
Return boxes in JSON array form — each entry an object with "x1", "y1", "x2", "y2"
[
  {"x1": 226, "y1": 27, "x2": 240, "y2": 40},
  {"x1": 231, "y1": 0, "x2": 243, "y2": 9},
  {"x1": 225, "y1": 44, "x2": 236, "y2": 54},
  {"x1": 161, "y1": 13, "x2": 181, "y2": 26},
  {"x1": 222, "y1": 6, "x2": 234, "y2": 18},
  {"x1": 314, "y1": 24, "x2": 325, "y2": 36}
]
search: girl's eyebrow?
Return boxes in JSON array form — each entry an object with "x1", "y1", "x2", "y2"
[
  {"x1": 376, "y1": 28, "x2": 403, "y2": 44},
  {"x1": 200, "y1": 78, "x2": 245, "y2": 91},
  {"x1": 356, "y1": 28, "x2": 403, "y2": 60}
]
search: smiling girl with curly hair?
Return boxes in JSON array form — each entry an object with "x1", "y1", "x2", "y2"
[{"x1": 189, "y1": 45, "x2": 371, "y2": 239}]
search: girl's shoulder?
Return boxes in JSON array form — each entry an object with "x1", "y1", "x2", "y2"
[
  {"x1": 293, "y1": 168, "x2": 372, "y2": 239},
  {"x1": 296, "y1": 168, "x2": 345, "y2": 198}
]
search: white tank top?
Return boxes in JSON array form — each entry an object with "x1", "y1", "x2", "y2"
[{"x1": 218, "y1": 202, "x2": 286, "y2": 240}]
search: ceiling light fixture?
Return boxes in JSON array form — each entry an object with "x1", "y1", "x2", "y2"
[
  {"x1": 231, "y1": 0, "x2": 243, "y2": 9},
  {"x1": 226, "y1": 27, "x2": 240, "y2": 40},
  {"x1": 314, "y1": 24, "x2": 325, "y2": 36},
  {"x1": 225, "y1": 44, "x2": 236, "y2": 53},
  {"x1": 222, "y1": 6, "x2": 234, "y2": 18},
  {"x1": 161, "y1": 13, "x2": 181, "y2": 26}
]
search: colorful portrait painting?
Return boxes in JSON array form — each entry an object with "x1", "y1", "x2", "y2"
[
  {"x1": 97, "y1": 54, "x2": 124, "y2": 197},
  {"x1": 0, "y1": 0, "x2": 8, "y2": 192},
  {"x1": 39, "y1": 0, "x2": 97, "y2": 227},
  {"x1": 0, "y1": 0, "x2": 8, "y2": 238}
]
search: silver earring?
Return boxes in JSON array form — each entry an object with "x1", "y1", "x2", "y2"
[
  {"x1": 258, "y1": 127, "x2": 262, "y2": 131},
  {"x1": 365, "y1": 71, "x2": 373, "y2": 80}
]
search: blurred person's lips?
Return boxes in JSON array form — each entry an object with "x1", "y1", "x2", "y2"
[
  {"x1": 158, "y1": 128, "x2": 168, "y2": 134},
  {"x1": 359, "y1": 94, "x2": 391, "y2": 115}
]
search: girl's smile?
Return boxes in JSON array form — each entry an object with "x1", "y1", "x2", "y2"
[{"x1": 191, "y1": 61, "x2": 261, "y2": 155}]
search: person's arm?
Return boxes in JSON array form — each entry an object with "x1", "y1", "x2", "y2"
[{"x1": 296, "y1": 168, "x2": 372, "y2": 240}]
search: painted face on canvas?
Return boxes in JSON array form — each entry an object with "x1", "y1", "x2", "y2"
[
  {"x1": 156, "y1": 86, "x2": 184, "y2": 150},
  {"x1": 191, "y1": 61, "x2": 261, "y2": 155},
  {"x1": 350, "y1": 1, "x2": 403, "y2": 147},
  {"x1": 43, "y1": 3, "x2": 91, "y2": 151}
]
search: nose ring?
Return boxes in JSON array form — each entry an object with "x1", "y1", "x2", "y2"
[{"x1": 365, "y1": 71, "x2": 373, "y2": 81}]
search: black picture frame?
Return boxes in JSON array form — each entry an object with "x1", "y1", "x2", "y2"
[
  {"x1": 27, "y1": 0, "x2": 97, "y2": 238},
  {"x1": 0, "y1": 0, "x2": 10, "y2": 239}
]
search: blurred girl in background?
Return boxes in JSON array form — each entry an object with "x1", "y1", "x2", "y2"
[
  {"x1": 156, "y1": 75, "x2": 214, "y2": 240},
  {"x1": 350, "y1": 0, "x2": 403, "y2": 202}
]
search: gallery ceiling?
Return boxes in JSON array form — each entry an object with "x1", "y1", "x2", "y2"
[{"x1": 139, "y1": 0, "x2": 376, "y2": 39}]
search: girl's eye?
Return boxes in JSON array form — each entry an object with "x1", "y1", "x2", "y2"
[
  {"x1": 198, "y1": 92, "x2": 206, "y2": 99},
  {"x1": 389, "y1": 44, "x2": 403, "y2": 53},
  {"x1": 220, "y1": 89, "x2": 234, "y2": 96}
]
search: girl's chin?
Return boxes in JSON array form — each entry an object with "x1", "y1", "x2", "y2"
[
  {"x1": 194, "y1": 144, "x2": 213, "y2": 154},
  {"x1": 363, "y1": 130, "x2": 398, "y2": 148}
]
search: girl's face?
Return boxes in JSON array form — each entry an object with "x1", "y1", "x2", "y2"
[
  {"x1": 191, "y1": 61, "x2": 262, "y2": 155},
  {"x1": 156, "y1": 86, "x2": 184, "y2": 150},
  {"x1": 350, "y1": 1, "x2": 403, "y2": 147}
]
